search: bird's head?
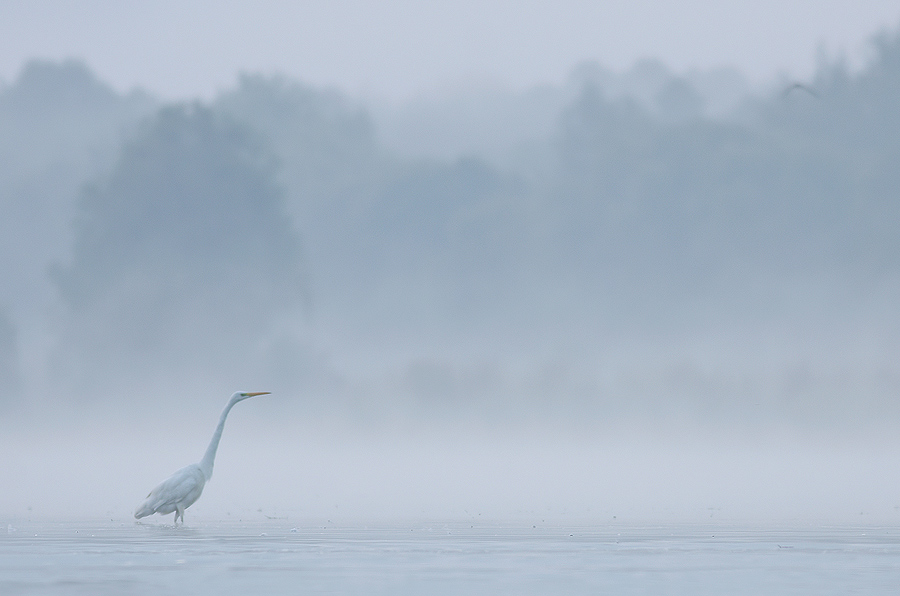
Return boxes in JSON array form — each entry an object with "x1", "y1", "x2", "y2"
[{"x1": 230, "y1": 391, "x2": 270, "y2": 404}]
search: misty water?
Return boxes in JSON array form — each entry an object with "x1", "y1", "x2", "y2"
[
  {"x1": 4, "y1": 423, "x2": 900, "y2": 594},
  {"x1": 4, "y1": 518, "x2": 900, "y2": 595}
]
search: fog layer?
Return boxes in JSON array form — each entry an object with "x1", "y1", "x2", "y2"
[{"x1": 3, "y1": 29, "x2": 900, "y2": 521}]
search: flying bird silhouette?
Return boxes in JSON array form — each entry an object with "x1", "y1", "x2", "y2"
[
  {"x1": 782, "y1": 82, "x2": 819, "y2": 99},
  {"x1": 134, "y1": 391, "x2": 269, "y2": 524}
]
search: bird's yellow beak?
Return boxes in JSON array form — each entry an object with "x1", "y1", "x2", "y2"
[{"x1": 245, "y1": 392, "x2": 270, "y2": 397}]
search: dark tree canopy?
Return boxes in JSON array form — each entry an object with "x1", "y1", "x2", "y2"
[{"x1": 53, "y1": 104, "x2": 305, "y2": 391}]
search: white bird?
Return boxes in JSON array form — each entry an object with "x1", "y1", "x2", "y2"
[{"x1": 134, "y1": 391, "x2": 269, "y2": 523}]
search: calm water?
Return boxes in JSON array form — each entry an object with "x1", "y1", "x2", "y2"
[{"x1": 2, "y1": 519, "x2": 899, "y2": 595}]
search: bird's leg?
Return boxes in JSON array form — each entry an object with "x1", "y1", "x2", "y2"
[{"x1": 175, "y1": 505, "x2": 184, "y2": 524}]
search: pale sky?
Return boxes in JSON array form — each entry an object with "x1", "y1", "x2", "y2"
[{"x1": 2, "y1": 0, "x2": 899, "y2": 101}]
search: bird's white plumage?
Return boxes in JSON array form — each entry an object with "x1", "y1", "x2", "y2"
[
  {"x1": 134, "y1": 464, "x2": 206, "y2": 522},
  {"x1": 134, "y1": 391, "x2": 268, "y2": 523}
]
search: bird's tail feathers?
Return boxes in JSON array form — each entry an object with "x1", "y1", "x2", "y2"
[{"x1": 134, "y1": 500, "x2": 155, "y2": 519}]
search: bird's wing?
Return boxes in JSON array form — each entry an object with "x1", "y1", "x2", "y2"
[
  {"x1": 135, "y1": 465, "x2": 206, "y2": 517},
  {"x1": 782, "y1": 82, "x2": 819, "y2": 98}
]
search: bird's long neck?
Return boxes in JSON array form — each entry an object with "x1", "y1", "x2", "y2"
[{"x1": 198, "y1": 399, "x2": 238, "y2": 480}]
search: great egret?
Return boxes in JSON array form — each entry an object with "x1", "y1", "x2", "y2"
[{"x1": 134, "y1": 391, "x2": 269, "y2": 523}]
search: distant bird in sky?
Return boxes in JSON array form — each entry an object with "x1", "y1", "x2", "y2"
[
  {"x1": 782, "y1": 82, "x2": 820, "y2": 99},
  {"x1": 134, "y1": 391, "x2": 270, "y2": 524}
]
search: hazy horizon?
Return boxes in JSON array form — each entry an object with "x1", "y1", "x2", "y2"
[{"x1": 2, "y1": 1, "x2": 900, "y2": 102}]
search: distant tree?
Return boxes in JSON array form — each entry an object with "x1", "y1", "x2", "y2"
[
  {"x1": 759, "y1": 27, "x2": 900, "y2": 276},
  {"x1": 52, "y1": 104, "x2": 305, "y2": 395},
  {"x1": 548, "y1": 79, "x2": 825, "y2": 331},
  {"x1": 0, "y1": 60, "x2": 155, "y2": 351},
  {"x1": 545, "y1": 28, "x2": 900, "y2": 339},
  {"x1": 214, "y1": 75, "x2": 389, "y2": 322},
  {"x1": 215, "y1": 74, "x2": 382, "y2": 222},
  {"x1": 370, "y1": 157, "x2": 509, "y2": 268},
  {"x1": 0, "y1": 59, "x2": 153, "y2": 177},
  {"x1": 654, "y1": 78, "x2": 705, "y2": 123}
]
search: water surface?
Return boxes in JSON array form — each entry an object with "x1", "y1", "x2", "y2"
[{"x1": 2, "y1": 519, "x2": 899, "y2": 594}]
